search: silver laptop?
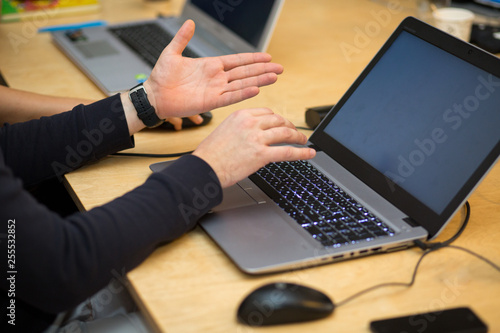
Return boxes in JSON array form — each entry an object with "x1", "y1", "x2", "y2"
[
  {"x1": 51, "y1": 0, "x2": 284, "y2": 95},
  {"x1": 151, "y1": 17, "x2": 500, "y2": 274}
]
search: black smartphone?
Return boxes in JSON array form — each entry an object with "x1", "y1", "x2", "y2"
[{"x1": 370, "y1": 307, "x2": 488, "y2": 333}]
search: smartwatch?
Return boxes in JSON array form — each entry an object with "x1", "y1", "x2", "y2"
[{"x1": 128, "y1": 83, "x2": 164, "y2": 128}]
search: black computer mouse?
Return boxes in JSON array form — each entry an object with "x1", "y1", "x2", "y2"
[
  {"x1": 158, "y1": 111, "x2": 212, "y2": 130},
  {"x1": 237, "y1": 282, "x2": 335, "y2": 326}
]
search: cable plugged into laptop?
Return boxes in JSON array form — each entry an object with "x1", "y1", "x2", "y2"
[{"x1": 414, "y1": 201, "x2": 471, "y2": 251}]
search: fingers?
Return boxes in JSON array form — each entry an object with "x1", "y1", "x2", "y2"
[
  {"x1": 241, "y1": 110, "x2": 316, "y2": 171},
  {"x1": 263, "y1": 127, "x2": 309, "y2": 147},
  {"x1": 224, "y1": 73, "x2": 279, "y2": 93},
  {"x1": 165, "y1": 115, "x2": 203, "y2": 130},
  {"x1": 244, "y1": 107, "x2": 275, "y2": 117},
  {"x1": 219, "y1": 52, "x2": 273, "y2": 71},
  {"x1": 189, "y1": 114, "x2": 204, "y2": 125},
  {"x1": 226, "y1": 62, "x2": 284, "y2": 83},
  {"x1": 164, "y1": 117, "x2": 183, "y2": 130},
  {"x1": 164, "y1": 20, "x2": 195, "y2": 55},
  {"x1": 215, "y1": 61, "x2": 281, "y2": 106},
  {"x1": 217, "y1": 70, "x2": 280, "y2": 107},
  {"x1": 238, "y1": 108, "x2": 308, "y2": 144},
  {"x1": 268, "y1": 145, "x2": 316, "y2": 163},
  {"x1": 259, "y1": 118, "x2": 308, "y2": 146},
  {"x1": 257, "y1": 119, "x2": 315, "y2": 163},
  {"x1": 216, "y1": 87, "x2": 261, "y2": 109},
  {"x1": 246, "y1": 109, "x2": 297, "y2": 131},
  {"x1": 221, "y1": 60, "x2": 283, "y2": 98}
]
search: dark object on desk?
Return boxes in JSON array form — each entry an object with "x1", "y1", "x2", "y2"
[
  {"x1": 470, "y1": 24, "x2": 500, "y2": 54},
  {"x1": 370, "y1": 307, "x2": 488, "y2": 333},
  {"x1": 237, "y1": 282, "x2": 334, "y2": 326},
  {"x1": 305, "y1": 104, "x2": 335, "y2": 129},
  {"x1": 0, "y1": 70, "x2": 8, "y2": 87},
  {"x1": 158, "y1": 111, "x2": 212, "y2": 130}
]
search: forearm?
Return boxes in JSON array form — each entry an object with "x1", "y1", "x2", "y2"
[
  {"x1": 0, "y1": 86, "x2": 94, "y2": 125},
  {"x1": 0, "y1": 154, "x2": 222, "y2": 315},
  {"x1": 0, "y1": 94, "x2": 134, "y2": 186}
]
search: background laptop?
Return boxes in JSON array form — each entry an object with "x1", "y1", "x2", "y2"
[
  {"x1": 51, "y1": 0, "x2": 284, "y2": 95},
  {"x1": 151, "y1": 16, "x2": 500, "y2": 274}
]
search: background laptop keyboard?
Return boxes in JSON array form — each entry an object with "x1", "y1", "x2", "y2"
[
  {"x1": 109, "y1": 23, "x2": 198, "y2": 67},
  {"x1": 249, "y1": 160, "x2": 395, "y2": 248}
]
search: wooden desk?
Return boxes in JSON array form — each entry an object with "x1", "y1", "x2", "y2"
[{"x1": 1, "y1": 1, "x2": 499, "y2": 332}]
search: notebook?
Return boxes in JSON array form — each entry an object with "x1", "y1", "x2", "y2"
[
  {"x1": 50, "y1": 0, "x2": 284, "y2": 95},
  {"x1": 1, "y1": 0, "x2": 101, "y2": 23},
  {"x1": 150, "y1": 17, "x2": 500, "y2": 274}
]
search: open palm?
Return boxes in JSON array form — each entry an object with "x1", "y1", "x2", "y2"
[{"x1": 144, "y1": 20, "x2": 284, "y2": 119}]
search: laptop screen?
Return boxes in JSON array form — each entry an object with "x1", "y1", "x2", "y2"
[
  {"x1": 474, "y1": 0, "x2": 500, "y2": 8},
  {"x1": 325, "y1": 31, "x2": 500, "y2": 214},
  {"x1": 190, "y1": 0, "x2": 277, "y2": 48},
  {"x1": 323, "y1": 30, "x2": 500, "y2": 215}
]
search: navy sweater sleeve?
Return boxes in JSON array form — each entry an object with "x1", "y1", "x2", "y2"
[
  {"x1": 1, "y1": 94, "x2": 133, "y2": 187},
  {"x1": 0, "y1": 95, "x2": 223, "y2": 331}
]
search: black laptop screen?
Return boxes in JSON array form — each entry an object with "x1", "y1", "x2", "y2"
[
  {"x1": 191, "y1": 0, "x2": 276, "y2": 48},
  {"x1": 323, "y1": 30, "x2": 500, "y2": 215}
]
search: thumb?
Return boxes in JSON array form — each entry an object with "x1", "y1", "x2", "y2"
[{"x1": 165, "y1": 19, "x2": 195, "y2": 55}]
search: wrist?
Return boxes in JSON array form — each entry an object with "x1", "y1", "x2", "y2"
[
  {"x1": 128, "y1": 83, "x2": 164, "y2": 128},
  {"x1": 120, "y1": 92, "x2": 146, "y2": 135},
  {"x1": 142, "y1": 80, "x2": 157, "y2": 110},
  {"x1": 192, "y1": 150, "x2": 228, "y2": 188}
]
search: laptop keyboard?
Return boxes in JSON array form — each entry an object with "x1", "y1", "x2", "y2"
[
  {"x1": 249, "y1": 160, "x2": 395, "y2": 248},
  {"x1": 109, "y1": 23, "x2": 198, "y2": 67}
]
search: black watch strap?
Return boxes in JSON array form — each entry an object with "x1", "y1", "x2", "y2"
[{"x1": 129, "y1": 84, "x2": 164, "y2": 128}]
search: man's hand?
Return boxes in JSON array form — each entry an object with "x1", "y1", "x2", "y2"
[
  {"x1": 143, "y1": 20, "x2": 284, "y2": 119},
  {"x1": 164, "y1": 115, "x2": 203, "y2": 131},
  {"x1": 193, "y1": 108, "x2": 316, "y2": 188}
]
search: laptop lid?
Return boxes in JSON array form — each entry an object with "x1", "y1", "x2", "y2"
[
  {"x1": 310, "y1": 16, "x2": 500, "y2": 240},
  {"x1": 183, "y1": 0, "x2": 284, "y2": 53}
]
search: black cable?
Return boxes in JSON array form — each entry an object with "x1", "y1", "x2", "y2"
[
  {"x1": 335, "y1": 202, "x2": 499, "y2": 308},
  {"x1": 446, "y1": 245, "x2": 500, "y2": 272},
  {"x1": 414, "y1": 201, "x2": 471, "y2": 251},
  {"x1": 336, "y1": 248, "x2": 435, "y2": 307},
  {"x1": 112, "y1": 150, "x2": 193, "y2": 158},
  {"x1": 336, "y1": 243, "x2": 500, "y2": 308}
]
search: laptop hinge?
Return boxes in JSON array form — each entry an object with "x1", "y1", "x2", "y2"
[{"x1": 403, "y1": 216, "x2": 419, "y2": 227}]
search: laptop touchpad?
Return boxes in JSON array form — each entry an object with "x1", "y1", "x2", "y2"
[
  {"x1": 74, "y1": 41, "x2": 119, "y2": 58},
  {"x1": 212, "y1": 184, "x2": 260, "y2": 212}
]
